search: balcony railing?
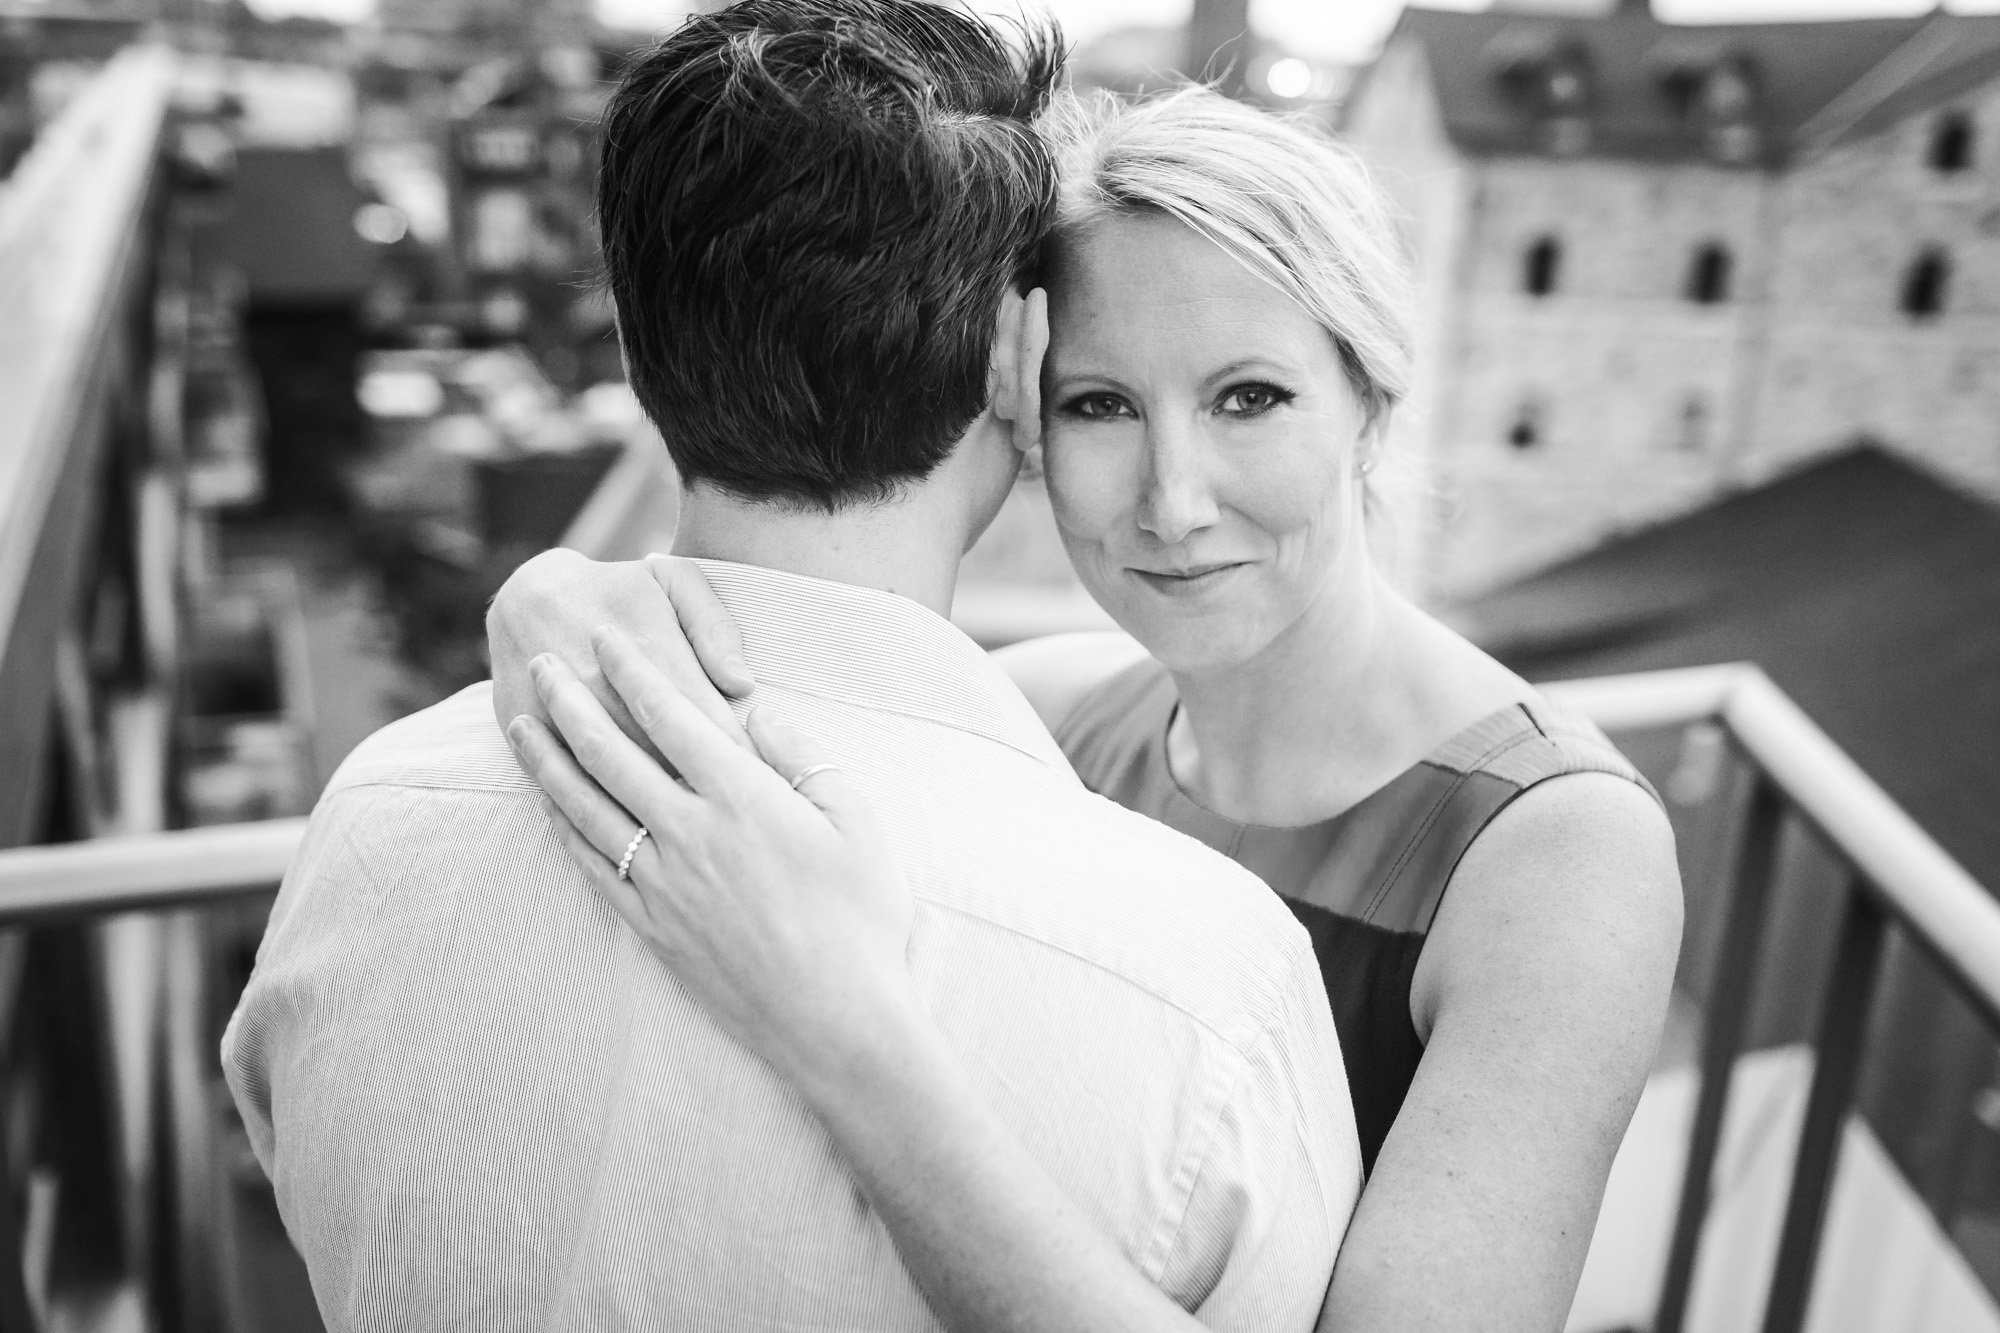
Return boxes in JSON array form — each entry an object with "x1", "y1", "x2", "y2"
[
  {"x1": 0, "y1": 45, "x2": 176, "y2": 851},
  {"x1": 0, "y1": 662, "x2": 1990, "y2": 1330}
]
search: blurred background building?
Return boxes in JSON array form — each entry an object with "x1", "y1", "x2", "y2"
[
  {"x1": 0, "y1": 0, "x2": 1998, "y2": 1331},
  {"x1": 1345, "y1": 2, "x2": 2000, "y2": 597}
]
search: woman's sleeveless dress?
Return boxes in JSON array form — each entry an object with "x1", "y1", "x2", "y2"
[{"x1": 1053, "y1": 658, "x2": 1657, "y2": 1173}]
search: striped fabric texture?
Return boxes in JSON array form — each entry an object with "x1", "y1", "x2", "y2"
[{"x1": 222, "y1": 560, "x2": 1360, "y2": 1333}]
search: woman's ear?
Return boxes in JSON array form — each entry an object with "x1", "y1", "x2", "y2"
[
  {"x1": 1356, "y1": 410, "x2": 1392, "y2": 476},
  {"x1": 988, "y1": 287, "x2": 1049, "y2": 456}
]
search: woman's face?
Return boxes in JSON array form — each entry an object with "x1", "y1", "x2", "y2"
[{"x1": 1042, "y1": 212, "x2": 1374, "y2": 677}]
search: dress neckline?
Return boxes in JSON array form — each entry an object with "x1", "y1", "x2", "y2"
[{"x1": 1153, "y1": 695, "x2": 1540, "y2": 842}]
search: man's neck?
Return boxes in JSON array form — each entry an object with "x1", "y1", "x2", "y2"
[{"x1": 670, "y1": 487, "x2": 966, "y2": 617}]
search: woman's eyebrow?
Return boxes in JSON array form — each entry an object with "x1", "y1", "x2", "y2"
[
  {"x1": 1047, "y1": 367, "x2": 1136, "y2": 393},
  {"x1": 1203, "y1": 357, "x2": 1296, "y2": 384}
]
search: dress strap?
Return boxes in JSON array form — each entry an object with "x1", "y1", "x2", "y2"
[{"x1": 1352, "y1": 695, "x2": 1661, "y2": 933}]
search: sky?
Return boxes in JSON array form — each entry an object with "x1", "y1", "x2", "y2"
[{"x1": 249, "y1": 0, "x2": 2000, "y2": 63}]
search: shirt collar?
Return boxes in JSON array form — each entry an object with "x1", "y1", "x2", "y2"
[{"x1": 694, "y1": 559, "x2": 1075, "y2": 776}]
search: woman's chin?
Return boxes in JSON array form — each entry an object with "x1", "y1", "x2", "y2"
[{"x1": 1106, "y1": 604, "x2": 1268, "y2": 679}]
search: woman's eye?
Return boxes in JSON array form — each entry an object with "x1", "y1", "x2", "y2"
[
  {"x1": 1219, "y1": 384, "x2": 1293, "y2": 416},
  {"x1": 1063, "y1": 393, "x2": 1134, "y2": 420}
]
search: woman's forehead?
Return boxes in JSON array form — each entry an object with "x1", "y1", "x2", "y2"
[{"x1": 1046, "y1": 216, "x2": 1323, "y2": 355}]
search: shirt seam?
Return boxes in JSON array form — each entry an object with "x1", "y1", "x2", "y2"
[
  {"x1": 1141, "y1": 1043, "x2": 1249, "y2": 1284},
  {"x1": 913, "y1": 896, "x2": 1302, "y2": 1061},
  {"x1": 735, "y1": 672, "x2": 1070, "y2": 775}
]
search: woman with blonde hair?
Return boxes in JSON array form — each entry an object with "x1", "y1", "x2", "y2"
[{"x1": 498, "y1": 83, "x2": 1681, "y2": 1331}]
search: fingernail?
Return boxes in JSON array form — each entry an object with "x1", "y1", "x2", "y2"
[
  {"x1": 724, "y1": 654, "x2": 753, "y2": 683},
  {"x1": 506, "y1": 716, "x2": 532, "y2": 747},
  {"x1": 590, "y1": 624, "x2": 618, "y2": 650},
  {"x1": 529, "y1": 654, "x2": 552, "y2": 683}
]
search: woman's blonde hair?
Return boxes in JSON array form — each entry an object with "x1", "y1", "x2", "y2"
[{"x1": 1041, "y1": 87, "x2": 1415, "y2": 432}]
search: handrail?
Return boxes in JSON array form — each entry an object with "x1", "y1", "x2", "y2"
[
  {"x1": 0, "y1": 45, "x2": 176, "y2": 671},
  {"x1": 1722, "y1": 671, "x2": 2000, "y2": 1024},
  {"x1": 0, "y1": 818, "x2": 302, "y2": 924},
  {"x1": 1539, "y1": 664, "x2": 2000, "y2": 1022},
  {"x1": 0, "y1": 663, "x2": 1985, "y2": 991}
]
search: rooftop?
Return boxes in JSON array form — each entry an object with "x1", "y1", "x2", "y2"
[
  {"x1": 1459, "y1": 446, "x2": 2000, "y2": 898},
  {"x1": 1374, "y1": 7, "x2": 2000, "y2": 166}
]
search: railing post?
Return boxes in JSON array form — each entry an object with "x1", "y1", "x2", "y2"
[
  {"x1": 1656, "y1": 775, "x2": 1789, "y2": 1333},
  {"x1": 1760, "y1": 879, "x2": 1889, "y2": 1333}
]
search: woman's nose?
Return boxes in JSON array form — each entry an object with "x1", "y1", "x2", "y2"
[{"x1": 1135, "y1": 426, "x2": 1220, "y2": 545}]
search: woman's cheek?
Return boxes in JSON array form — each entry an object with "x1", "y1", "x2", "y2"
[
  {"x1": 1041, "y1": 429, "x2": 1129, "y2": 548},
  {"x1": 1223, "y1": 440, "x2": 1346, "y2": 540}
]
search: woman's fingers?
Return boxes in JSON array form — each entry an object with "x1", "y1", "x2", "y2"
[
  {"x1": 539, "y1": 795, "x2": 654, "y2": 934},
  {"x1": 530, "y1": 654, "x2": 696, "y2": 834},
  {"x1": 744, "y1": 707, "x2": 875, "y2": 837},
  {"x1": 647, "y1": 555, "x2": 755, "y2": 696},
  {"x1": 593, "y1": 626, "x2": 766, "y2": 801},
  {"x1": 1016, "y1": 286, "x2": 1048, "y2": 449},
  {"x1": 507, "y1": 714, "x2": 650, "y2": 861}
]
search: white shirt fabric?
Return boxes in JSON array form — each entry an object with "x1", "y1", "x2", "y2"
[{"x1": 223, "y1": 558, "x2": 1361, "y2": 1333}]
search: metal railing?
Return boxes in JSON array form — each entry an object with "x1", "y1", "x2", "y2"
[
  {"x1": 1542, "y1": 663, "x2": 2000, "y2": 1333},
  {"x1": 0, "y1": 45, "x2": 177, "y2": 849},
  {"x1": 0, "y1": 662, "x2": 1992, "y2": 1331}
]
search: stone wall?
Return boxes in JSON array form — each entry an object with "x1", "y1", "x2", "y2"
[{"x1": 1349, "y1": 44, "x2": 2000, "y2": 600}]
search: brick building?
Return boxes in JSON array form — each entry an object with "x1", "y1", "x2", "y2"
[{"x1": 1343, "y1": 2, "x2": 2000, "y2": 597}]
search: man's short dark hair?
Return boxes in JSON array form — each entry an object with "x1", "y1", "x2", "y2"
[{"x1": 599, "y1": 0, "x2": 1062, "y2": 509}]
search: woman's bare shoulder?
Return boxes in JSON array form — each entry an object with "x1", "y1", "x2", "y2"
[
  {"x1": 1421, "y1": 772, "x2": 1683, "y2": 1035},
  {"x1": 989, "y1": 632, "x2": 1153, "y2": 734}
]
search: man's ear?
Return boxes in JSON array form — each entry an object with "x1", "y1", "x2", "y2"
[{"x1": 988, "y1": 287, "x2": 1049, "y2": 455}]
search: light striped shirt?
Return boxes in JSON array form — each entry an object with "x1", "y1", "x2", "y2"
[{"x1": 222, "y1": 559, "x2": 1360, "y2": 1333}]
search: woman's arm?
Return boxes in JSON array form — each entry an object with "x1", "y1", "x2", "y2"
[
  {"x1": 508, "y1": 631, "x2": 1210, "y2": 1333},
  {"x1": 1322, "y1": 775, "x2": 1683, "y2": 1332}
]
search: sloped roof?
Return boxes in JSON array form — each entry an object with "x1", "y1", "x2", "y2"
[
  {"x1": 1381, "y1": 7, "x2": 2000, "y2": 166},
  {"x1": 1456, "y1": 446, "x2": 2000, "y2": 898}
]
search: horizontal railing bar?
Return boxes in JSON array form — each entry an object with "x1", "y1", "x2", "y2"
[
  {"x1": 0, "y1": 664, "x2": 1987, "y2": 1028},
  {"x1": 0, "y1": 818, "x2": 303, "y2": 924},
  {"x1": 1720, "y1": 669, "x2": 2000, "y2": 1025},
  {"x1": 1539, "y1": 663, "x2": 1747, "y2": 733}
]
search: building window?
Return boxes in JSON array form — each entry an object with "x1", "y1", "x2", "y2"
[
  {"x1": 1902, "y1": 249, "x2": 1950, "y2": 319},
  {"x1": 1931, "y1": 112, "x2": 1975, "y2": 174},
  {"x1": 1678, "y1": 395, "x2": 1710, "y2": 451},
  {"x1": 1523, "y1": 236, "x2": 1561, "y2": 297},
  {"x1": 1687, "y1": 243, "x2": 1732, "y2": 304},
  {"x1": 1507, "y1": 399, "x2": 1543, "y2": 450}
]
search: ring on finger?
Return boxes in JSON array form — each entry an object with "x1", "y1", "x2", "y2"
[
  {"x1": 616, "y1": 826, "x2": 651, "y2": 881},
  {"x1": 790, "y1": 761, "x2": 841, "y2": 791}
]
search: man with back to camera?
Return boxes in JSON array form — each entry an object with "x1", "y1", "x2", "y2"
[{"x1": 222, "y1": 2, "x2": 1359, "y2": 1326}]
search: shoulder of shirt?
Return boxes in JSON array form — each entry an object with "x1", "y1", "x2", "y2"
[
  {"x1": 947, "y1": 771, "x2": 1323, "y2": 1054},
  {"x1": 321, "y1": 683, "x2": 533, "y2": 798}
]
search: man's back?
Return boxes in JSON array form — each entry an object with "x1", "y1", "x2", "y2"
[{"x1": 225, "y1": 562, "x2": 1359, "y2": 1332}]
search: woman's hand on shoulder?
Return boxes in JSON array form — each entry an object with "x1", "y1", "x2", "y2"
[
  {"x1": 488, "y1": 549, "x2": 755, "y2": 750},
  {"x1": 505, "y1": 624, "x2": 917, "y2": 1103},
  {"x1": 990, "y1": 631, "x2": 1151, "y2": 734}
]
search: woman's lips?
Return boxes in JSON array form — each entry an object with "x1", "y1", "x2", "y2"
[{"x1": 1128, "y1": 562, "x2": 1247, "y2": 596}]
